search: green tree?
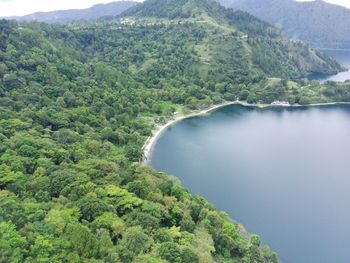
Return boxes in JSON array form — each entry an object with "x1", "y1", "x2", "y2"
[
  {"x1": 67, "y1": 224, "x2": 99, "y2": 258},
  {"x1": 159, "y1": 242, "x2": 182, "y2": 262},
  {"x1": 0, "y1": 164, "x2": 23, "y2": 189},
  {"x1": 239, "y1": 90, "x2": 250, "y2": 101},
  {"x1": 119, "y1": 226, "x2": 153, "y2": 255},
  {"x1": 0, "y1": 222, "x2": 27, "y2": 262},
  {"x1": 78, "y1": 196, "x2": 111, "y2": 222}
]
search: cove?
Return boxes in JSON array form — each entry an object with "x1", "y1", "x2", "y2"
[
  {"x1": 149, "y1": 104, "x2": 350, "y2": 263},
  {"x1": 312, "y1": 49, "x2": 350, "y2": 83}
]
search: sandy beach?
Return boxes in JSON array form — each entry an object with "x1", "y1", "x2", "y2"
[
  {"x1": 142, "y1": 100, "x2": 270, "y2": 164},
  {"x1": 142, "y1": 100, "x2": 350, "y2": 164}
]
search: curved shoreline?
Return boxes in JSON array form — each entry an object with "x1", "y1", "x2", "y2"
[{"x1": 142, "y1": 101, "x2": 350, "y2": 164}]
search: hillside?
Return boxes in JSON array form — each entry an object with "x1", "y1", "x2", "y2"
[
  {"x1": 3, "y1": 1, "x2": 137, "y2": 23},
  {"x1": 1, "y1": 0, "x2": 350, "y2": 262},
  {"x1": 121, "y1": 0, "x2": 342, "y2": 80},
  {"x1": 219, "y1": 0, "x2": 350, "y2": 49}
]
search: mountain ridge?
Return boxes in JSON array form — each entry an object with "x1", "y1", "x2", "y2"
[
  {"x1": 2, "y1": 1, "x2": 137, "y2": 23},
  {"x1": 122, "y1": 0, "x2": 226, "y2": 20},
  {"x1": 0, "y1": 0, "x2": 350, "y2": 262},
  {"x1": 6, "y1": 0, "x2": 350, "y2": 49},
  {"x1": 119, "y1": 0, "x2": 342, "y2": 78},
  {"x1": 219, "y1": 0, "x2": 350, "y2": 49}
]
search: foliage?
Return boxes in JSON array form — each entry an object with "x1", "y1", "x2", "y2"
[
  {"x1": 222, "y1": 0, "x2": 350, "y2": 49},
  {"x1": 0, "y1": 0, "x2": 349, "y2": 262}
]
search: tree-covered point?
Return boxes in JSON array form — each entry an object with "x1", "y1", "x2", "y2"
[
  {"x1": 0, "y1": 17, "x2": 278, "y2": 263},
  {"x1": 0, "y1": 0, "x2": 350, "y2": 262}
]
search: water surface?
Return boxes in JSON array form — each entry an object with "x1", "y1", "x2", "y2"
[
  {"x1": 316, "y1": 49, "x2": 350, "y2": 83},
  {"x1": 150, "y1": 104, "x2": 350, "y2": 263}
]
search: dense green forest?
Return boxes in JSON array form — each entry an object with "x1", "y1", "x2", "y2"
[
  {"x1": 221, "y1": 0, "x2": 350, "y2": 49},
  {"x1": 1, "y1": 0, "x2": 350, "y2": 262}
]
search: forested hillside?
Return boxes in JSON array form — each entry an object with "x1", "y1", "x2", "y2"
[
  {"x1": 3, "y1": 1, "x2": 137, "y2": 24},
  {"x1": 220, "y1": 0, "x2": 350, "y2": 49},
  {"x1": 122, "y1": 0, "x2": 342, "y2": 80},
  {"x1": 1, "y1": 0, "x2": 350, "y2": 262}
]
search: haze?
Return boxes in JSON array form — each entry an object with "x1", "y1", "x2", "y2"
[
  {"x1": 297, "y1": 0, "x2": 350, "y2": 8},
  {"x1": 0, "y1": 0, "x2": 349, "y2": 17},
  {"x1": 0, "y1": 0, "x2": 142, "y2": 17}
]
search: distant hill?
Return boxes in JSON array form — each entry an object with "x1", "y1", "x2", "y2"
[
  {"x1": 218, "y1": 0, "x2": 350, "y2": 49},
  {"x1": 121, "y1": 0, "x2": 342, "y2": 80},
  {"x1": 3, "y1": 1, "x2": 137, "y2": 23},
  {"x1": 0, "y1": 0, "x2": 349, "y2": 262},
  {"x1": 122, "y1": 0, "x2": 226, "y2": 20}
]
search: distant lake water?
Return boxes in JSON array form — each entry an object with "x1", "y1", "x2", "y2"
[
  {"x1": 149, "y1": 104, "x2": 350, "y2": 263},
  {"x1": 315, "y1": 49, "x2": 350, "y2": 82}
]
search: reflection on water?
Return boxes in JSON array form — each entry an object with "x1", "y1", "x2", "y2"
[
  {"x1": 315, "y1": 49, "x2": 350, "y2": 83},
  {"x1": 150, "y1": 104, "x2": 350, "y2": 263}
]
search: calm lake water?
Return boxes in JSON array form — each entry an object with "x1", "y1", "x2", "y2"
[
  {"x1": 317, "y1": 49, "x2": 350, "y2": 82},
  {"x1": 150, "y1": 104, "x2": 350, "y2": 263}
]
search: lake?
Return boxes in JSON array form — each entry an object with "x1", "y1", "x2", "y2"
[
  {"x1": 316, "y1": 49, "x2": 350, "y2": 83},
  {"x1": 149, "y1": 104, "x2": 350, "y2": 263}
]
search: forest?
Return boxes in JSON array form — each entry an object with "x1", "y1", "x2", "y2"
[
  {"x1": 221, "y1": 0, "x2": 350, "y2": 49},
  {"x1": 0, "y1": 0, "x2": 350, "y2": 262}
]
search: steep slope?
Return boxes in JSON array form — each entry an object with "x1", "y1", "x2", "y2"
[
  {"x1": 0, "y1": 16, "x2": 281, "y2": 263},
  {"x1": 1, "y1": 0, "x2": 350, "y2": 262},
  {"x1": 123, "y1": 0, "x2": 226, "y2": 19},
  {"x1": 3, "y1": 1, "x2": 137, "y2": 23},
  {"x1": 219, "y1": 0, "x2": 350, "y2": 49},
  {"x1": 121, "y1": 0, "x2": 342, "y2": 79}
]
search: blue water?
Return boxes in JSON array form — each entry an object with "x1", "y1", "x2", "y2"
[
  {"x1": 150, "y1": 104, "x2": 350, "y2": 263},
  {"x1": 317, "y1": 49, "x2": 350, "y2": 83}
]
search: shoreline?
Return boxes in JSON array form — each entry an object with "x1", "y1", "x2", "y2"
[
  {"x1": 142, "y1": 100, "x2": 350, "y2": 164},
  {"x1": 142, "y1": 101, "x2": 243, "y2": 164},
  {"x1": 317, "y1": 47, "x2": 350, "y2": 52}
]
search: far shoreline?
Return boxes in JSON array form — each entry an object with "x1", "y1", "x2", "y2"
[{"x1": 142, "y1": 101, "x2": 350, "y2": 164}]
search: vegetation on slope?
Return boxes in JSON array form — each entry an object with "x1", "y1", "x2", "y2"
[
  {"x1": 0, "y1": 0, "x2": 350, "y2": 262},
  {"x1": 122, "y1": 0, "x2": 342, "y2": 79},
  {"x1": 220, "y1": 0, "x2": 350, "y2": 49},
  {"x1": 3, "y1": 1, "x2": 137, "y2": 24},
  {"x1": 0, "y1": 18, "x2": 279, "y2": 263}
]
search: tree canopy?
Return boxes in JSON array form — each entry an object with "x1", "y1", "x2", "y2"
[{"x1": 0, "y1": 0, "x2": 349, "y2": 261}]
